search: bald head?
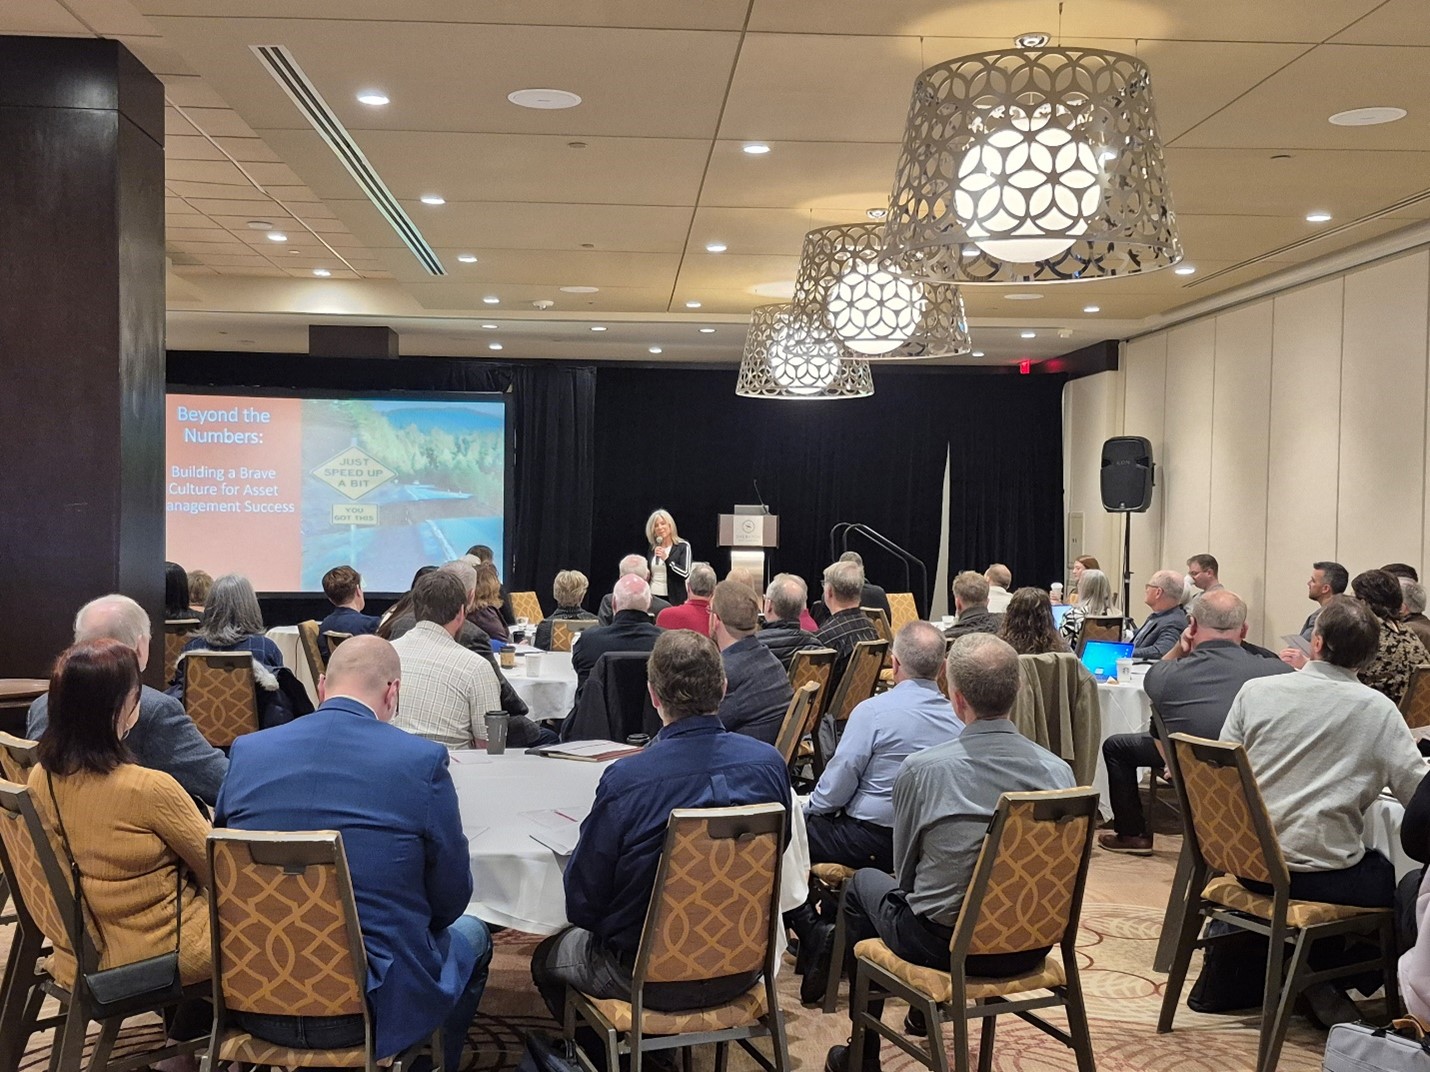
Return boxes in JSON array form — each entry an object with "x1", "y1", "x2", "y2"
[
  {"x1": 74, "y1": 594, "x2": 152, "y2": 670},
  {"x1": 1188, "y1": 589, "x2": 1248, "y2": 640},
  {"x1": 612, "y1": 573, "x2": 653, "y2": 614},
  {"x1": 320, "y1": 634, "x2": 401, "y2": 721}
]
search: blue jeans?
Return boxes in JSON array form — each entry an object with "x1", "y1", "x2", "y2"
[{"x1": 236, "y1": 914, "x2": 492, "y2": 1071}]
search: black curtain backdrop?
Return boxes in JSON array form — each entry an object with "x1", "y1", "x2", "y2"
[
  {"x1": 166, "y1": 352, "x2": 595, "y2": 614},
  {"x1": 589, "y1": 367, "x2": 1066, "y2": 616}
]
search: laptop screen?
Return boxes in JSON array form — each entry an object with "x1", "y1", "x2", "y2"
[
  {"x1": 1080, "y1": 639, "x2": 1134, "y2": 681},
  {"x1": 1050, "y1": 604, "x2": 1072, "y2": 630}
]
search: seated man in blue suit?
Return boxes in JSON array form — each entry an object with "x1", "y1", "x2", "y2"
[
  {"x1": 215, "y1": 635, "x2": 490, "y2": 1071},
  {"x1": 532, "y1": 629, "x2": 792, "y2": 1021},
  {"x1": 317, "y1": 565, "x2": 381, "y2": 661}
]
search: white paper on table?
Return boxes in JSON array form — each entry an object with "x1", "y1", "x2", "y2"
[
  {"x1": 530, "y1": 826, "x2": 581, "y2": 857},
  {"x1": 465, "y1": 826, "x2": 490, "y2": 844},
  {"x1": 520, "y1": 806, "x2": 591, "y2": 829},
  {"x1": 449, "y1": 751, "x2": 494, "y2": 765}
]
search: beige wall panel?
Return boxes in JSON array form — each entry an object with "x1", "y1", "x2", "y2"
[
  {"x1": 1208, "y1": 302, "x2": 1274, "y2": 641},
  {"x1": 1337, "y1": 250, "x2": 1430, "y2": 571},
  {"x1": 1264, "y1": 278, "x2": 1345, "y2": 643},
  {"x1": 1062, "y1": 371, "x2": 1124, "y2": 590},
  {"x1": 1122, "y1": 334, "x2": 1168, "y2": 602},
  {"x1": 1160, "y1": 320, "x2": 1217, "y2": 578}
]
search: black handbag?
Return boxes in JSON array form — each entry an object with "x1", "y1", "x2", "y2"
[{"x1": 45, "y1": 769, "x2": 185, "y2": 1017}]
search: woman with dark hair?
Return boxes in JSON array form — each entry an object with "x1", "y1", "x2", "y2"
[
  {"x1": 30, "y1": 638, "x2": 213, "y2": 1035},
  {"x1": 997, "y1": 587, "x2": 1070, "y2": 656},
  {"x1": 1352, "y1": 568, "x2": 1430, "y2": 704},
  {"x1": 468, "y1": 563, "x2": 510, "y2": 642},
  {"x1": 164, "y1": 562, "x2": 193, "y2": 620},
  {"x1": 378, "y1": 565, "x2": 439, "y2": 638}
]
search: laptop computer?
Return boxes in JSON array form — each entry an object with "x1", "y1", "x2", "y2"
[
  {"x1": 1080, "y1": 639, "x2": 1134, "y2": 682},
  {"x1": 1050, "y1": 603, "x2": 1072, "y2": 630}
]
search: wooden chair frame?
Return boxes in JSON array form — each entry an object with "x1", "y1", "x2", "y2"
[
  {"x1": 510, "y1": 591, "x2": 545, "y2": 625},
  {"x1": 201, "y1": 830, "x2": 440, "y2": 1072},
  {"x1": 550, "y1": 618, "x2": 599, "y2": 653},
  {"x1": 773, "y1": 683, "x2": 820, "y2": 768},
  {"x1": 886, "y1": 594, "x2": 919, "y2": 637},
  {"x1": 1074, "y1": 616, "x2": 1124, "y2": 655},
  {"x1": 182, "y1": 651, "x2": 260, "y2": 749},
  {"x1": 324, "y1": 631, "x2": 354, "y2": 654},
  {"x1": 862, "y1": 607, "x2": 893, "y2": 645},
  {"x1": 815, "y1": 640, "x2": 890, "y2": 777},
  {"x1": 297, "y1": 620, "x2": 327, "y2": 682},
  {"x1": 0, "y1": 778, "x2": 205, "y2": 1072},
  {"x1": 1399, "y1": 665, "x2": 1430, "y2": 729},
  {"x1": 1157, "y1": 734, "x2": 1399, "y2": 1072},
  {"x1": 163, "y1": 619, "x2": 201, "y2": 690},
  {"x1": 850, "y1": 789, "x2": 1100, "y2": 1072},
  {"x1": 0, "y1": 733, "x2": 38, "y2": 930},
  {"x1": 564, "y1": 804, "x2": 789, "y2": 1072}
]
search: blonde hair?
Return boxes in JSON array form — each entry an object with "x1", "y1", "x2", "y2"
[
  {"x1": 644, "y1": 509, "x2": 679, "y2": 546},
  {"x1": 552, "y1": 569, "x2": 589, "y2": 607}
]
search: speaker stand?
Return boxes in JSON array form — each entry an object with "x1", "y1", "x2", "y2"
[{"x1": 1121, "y1": 512, "x2": 1133, "y2": 634}]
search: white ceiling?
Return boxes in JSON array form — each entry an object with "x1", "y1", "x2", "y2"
[{"x1": 7, "y1": 0, "x2": 1430, "y2": 364}]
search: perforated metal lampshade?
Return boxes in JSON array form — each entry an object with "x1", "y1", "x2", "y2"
[
  {"x1": 792, "y1": 223, "x2": 973, "y2": 359},
  {"x1": 883, "y1": 47, "x2": 1182, "y2": 283},
  {"x1": 735, "y1": 304, "x2": 874, "y2": 400}
]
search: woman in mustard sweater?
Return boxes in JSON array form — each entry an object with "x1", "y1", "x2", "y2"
[{"x1": 30, "y1": 637, "x2": 213, "y2": 1038}]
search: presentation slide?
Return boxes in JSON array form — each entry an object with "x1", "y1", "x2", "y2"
[{"x1": 165, "y1": 392, "x2": 507, "y2": 592}]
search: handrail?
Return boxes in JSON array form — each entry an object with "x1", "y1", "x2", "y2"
[{"x1": 829, "y1": 523, "x2": 931, "y2": 620}]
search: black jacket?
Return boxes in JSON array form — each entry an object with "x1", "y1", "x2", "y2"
[
  {"x1": 650, "y1": 540, "x2": 691, "y2": 605},
  {"x1": 571, "y1": 610, "x2": 663, "y2": 701},
  {"x1": 755, "y1": 618, "x2": 823, "y2": 670}
]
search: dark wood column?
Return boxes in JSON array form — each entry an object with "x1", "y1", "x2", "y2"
[{"x1": 0, "y1": 37, "x2": 166, "y2": 686}]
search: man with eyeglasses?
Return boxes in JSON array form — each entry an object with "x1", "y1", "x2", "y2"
[{"x1": 1132, "y1": 570, "x2": 1189, "y2": 660}]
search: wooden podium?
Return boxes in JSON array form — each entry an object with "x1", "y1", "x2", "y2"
[{"x1": 718, "y1": 506, "x2": 779, "y2": 588}]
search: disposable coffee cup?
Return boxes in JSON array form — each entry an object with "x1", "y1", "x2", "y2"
[
  {"x1": 1116, "y1": 657, "x2": 1134, "y2": 683},
  {"x1": 499, "y1": 648, "x2": 516, "y2": 670},
  {"x1": 526, "y1": 652, "x2": 544, "y2": 677},
  {"x1": 484, "y1": 712, "x2": 509, "y2": 755}
]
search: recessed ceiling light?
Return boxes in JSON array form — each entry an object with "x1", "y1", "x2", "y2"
[
  {"x1": 483, "y1": 296, "x2": 500, "y2": 304},
  {"x1": 1015, "y1": 31, "x2": 1050, "y2": 48},
  {"x1": 312, "y1": 268, "x2": 331, "y2": 277},
  {"x1": 685, "y1": 300, "x2": 702, "y2": 309},
  {"x1": 265, "y1": 231, "x2": 287, "y2": 242},
  {"x1": 1329, "y1": 106, "x2": 1406, "y2": 126},
  {"x1": 1020, "y1": 331, "x2": 1037, "y2": 338},
  {"x1": 457, "y1": 253, "x2": 478, "y2": 263},
  {"x1": 705, "y1": 242, "x2": 727, "y2": 253},
  {"x1": 590, "y1": 326, "x2": 607, "y2": 332},
  {"x1": 865, "y1": 207, "x2": 888, "y2": 220},
  {"x1": 356, "y1": 91, "x2": 389, "y2": 107},
  {"x1": 649, "y1": 347, "x2": 663, "y2": 354},
  {"x1": 742, "y1": 143, "x2": 771, "y2": 155},
  {"x1": 971, "y1": 350, "x2": 985, "y2": 357},
  {"x1": 481, "y1": 323, "x2": 498, "y2": 329},
  {"x1": 488, "y1": 343, "x2": 503, "y2": 351},
  {"x1": 1306, "y1": 211, "x2": 1333, "y2": 223},
  {"x1": 287, "y1": 248, "x2": 300, "y2": 254},
  {"x1": 560, "y1": 285, "x2": 600, "y2": 294},
  {"x1": 699, "y1": 327, "x2": 716, "y2": 334},
  {"x1": 420, "y1": 194, "x2": 445, "y2": 205},
  {"x1": 1174, "y1": 265, "x2": 1197, "y2": 276},
  {"x1": 1083, "y1": 305, "x2": 1101, "y2": 313},
  {"x1": 1004, "y1": 293, "x2": 1043, "y2": 301},
  {"x1": 246, "y1": 220, "x2": 274, "y2": 230},
  {"x1": 507, "y1": 88, "x2": 582, "y2": 110}
]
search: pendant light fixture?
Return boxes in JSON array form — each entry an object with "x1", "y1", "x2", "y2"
[
  {"x1": 735, "y1": 304, "x2": 873, "y2": 399},
  {"x1": 883, "y1": 39, "x2": 1181, "y2": 283},
  {"x1": 792, "y1": 222, "x2": 972, "y2": 358}
]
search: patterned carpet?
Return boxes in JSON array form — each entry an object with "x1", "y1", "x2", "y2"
[{"x1": 9, "y1": 836, "x2": 1349, "y2": 1071}]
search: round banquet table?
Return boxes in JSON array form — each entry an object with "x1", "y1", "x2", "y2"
[
  {"x1": 505, "y1": 649, "x2": 578, "y2": 724},
  {"x1": 448, "y1": 751, "x2": 810, "y2": 937},
  {"x1": 264, "y1": 626, "x2": 316, "y2": 703},
  {"x1": 1093, "y1": 670, "x2": 1154, "y2": 819}
]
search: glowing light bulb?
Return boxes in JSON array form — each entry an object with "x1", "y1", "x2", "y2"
[{"x1": 826, "y1": 261, "x2": 925, "y2": 356}]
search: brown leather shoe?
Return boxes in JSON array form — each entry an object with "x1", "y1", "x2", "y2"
[{"x1": 1098, "y1": 832, "x2": 1153, "y2": 855}]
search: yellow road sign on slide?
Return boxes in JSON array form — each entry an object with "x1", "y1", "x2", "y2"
[
  {"x1": 332, "y1": 503, "x2": 379, "y2": 526},
  {"x1": 313, "y1": 447, "x2": 395, "y2": 500}
]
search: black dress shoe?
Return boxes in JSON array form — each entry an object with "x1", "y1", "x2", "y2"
[
  {"x1": 903, "y1": 1007, "x2": 928, "y2": 1037},
  {"x1": 800, "y1": 920, "x2": 836, "y2": 1005},
  {"x1": 825, "y1": 1039, "x2": 880, "y2": 1072}
]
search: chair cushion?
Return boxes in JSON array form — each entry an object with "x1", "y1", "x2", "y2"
[
  {"x1": 810, "y1": 863, "x2": 857, "y2": 887},
  {"x1": 1202, "y1": 874, "x2": 1392, "y2": 928},
  {"x1": 853, "y1": 939, "x2": 1065, "y2": 1003},
  {"x1": 218, "y1": 1031, "x2": 376, "y2": 1067},
  {"x1": 584, "y1": 983, "x2": 768, "y2": 1033}
]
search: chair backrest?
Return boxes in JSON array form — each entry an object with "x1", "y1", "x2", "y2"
[
  {"x1": 184, "y1": 652, "x2": 260, "y2": 748},
  {"x1": 1168, "y1": 733, "x2": 1285, "y2": 889},
  {"x1": 207, "y1": 830, "x2": 370, "y2": 1025},
  {"x1": 862, "y1": 606, "x2": 893, "y2": 645},
  {"x1": 164, "y1": 618, "x2": 201, "y2": 688},
  {"x1": 1402, "y1": 666, "x2": 1430, "y2": 729},
  {"x1": 787, "y1": 647, "x2": 837, "y2": 721},
  {"x1": 827, "y1": 639, "x2": 890, "y2": 723},
  {"x1": 774, "y1": 682, "x2": 820, "y2": 766},
  {"x1": 551, "y1": 618, "x2": 599, "y2": 653},
  {"x1": 952, "y1": 788, "x2": 1099, "y2": 961},
  {"x1": 296, "y1": 620, "x2": 326, "y2": 681},
  {"x1": 633, "y1": 803, "x2": 786, "y2": 990},
  {"x1": 0, "y1": 733, "x2": 40, "y2": 784},
  {"x1": 510, "y1": 591, "x2": 545, "y2": 624},
  {"x1": 0, "y1": 777, "x2": 99, "y2": 973},
  {"x1": 324, "y1": 631, "x2": 354, "y2": 653},
  {"x1": 1077, "y1": 616, "x2": 1123, "y2": 651},
  {"x1": 886, "y1": 593, "x2": 919, "y2": 636}
]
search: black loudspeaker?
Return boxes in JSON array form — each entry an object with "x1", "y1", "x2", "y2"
[{"x1": 1101, "y1": 437, "x2": 1154, "y2": 512}]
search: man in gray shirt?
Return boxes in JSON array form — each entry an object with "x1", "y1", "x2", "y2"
[
  {"x1": 823, "y1": 634, "x2": 1074, "y2": 1072},
  {"x1": 1100, "y1": 590, "x2": 1291, "y2": 856},
  {"x1": 28, "y1": 594, "x2": 227, "y2": 804}
]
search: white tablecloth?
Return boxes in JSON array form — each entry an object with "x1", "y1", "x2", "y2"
[
  {"x1": 506, "y1": 650, "x2": 578, "y2": 723},
  {"x1": 1092, "y1": 672, "x2": 1154, "y2": 820},
  {"x1": 265, "y1": 626, "x2": 318, "y2": 704},
  {"x1": 449, "y1": 751, "x2": 810, "y2": 935}
]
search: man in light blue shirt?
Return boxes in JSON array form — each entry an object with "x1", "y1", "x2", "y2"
[{"x1": 807, "y1": 621, "x2": 961, "y2": 872}]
